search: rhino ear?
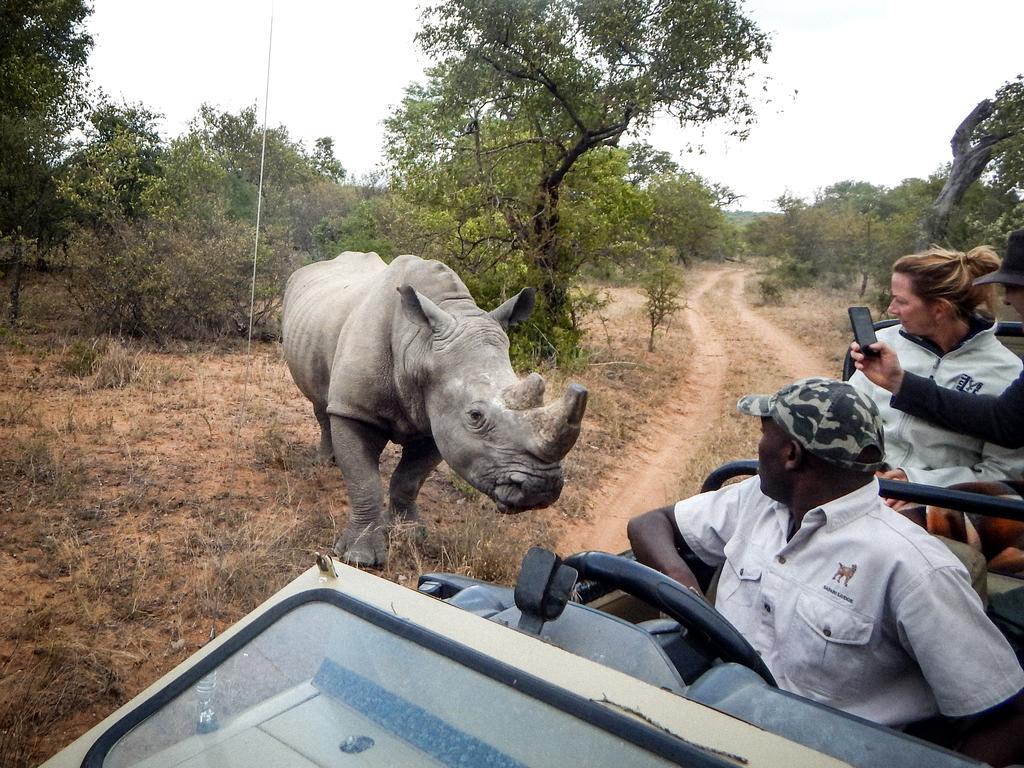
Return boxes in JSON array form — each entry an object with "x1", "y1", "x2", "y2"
[
  {"x1": 398, "y1": 285, "x2": 454, "y2": 334},
  {"x1": 490, "y1": 287, "x2": 536, "y2": 330}
]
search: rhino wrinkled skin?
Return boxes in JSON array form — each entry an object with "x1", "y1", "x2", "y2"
[{"x1": 282, "y1": 252, "x2": 588, "y2": 566}]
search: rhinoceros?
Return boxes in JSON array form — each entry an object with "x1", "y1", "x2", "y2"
[{"x1": 281, "y1": 252, "x2": 588, "y2": 566}]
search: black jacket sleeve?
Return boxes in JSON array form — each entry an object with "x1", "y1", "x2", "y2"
[{"x1": 890, "y1": 369, "x2": 1024, "y2": 449}]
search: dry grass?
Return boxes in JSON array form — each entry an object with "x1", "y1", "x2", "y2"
[
  {"x1": 91, "y1": 339, "x2": 146, "y2": 389},
  {"x1": 744, "y1": 266, "x2": 856, "y2": 374},
  {"x1": 0, "y1": 329, "x2": 339, "y2": 763},
  {"x1": 0, "y1": 265, "x2": 861, "y2": 766}
]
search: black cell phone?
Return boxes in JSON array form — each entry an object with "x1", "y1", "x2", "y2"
[{"x1": 848, "y1": 306, "x2": 880, "y2": 356}]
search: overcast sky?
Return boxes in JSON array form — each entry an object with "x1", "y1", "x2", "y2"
[{"x1": 86, "y1": 1, "x2": 1024, "y2": 212}]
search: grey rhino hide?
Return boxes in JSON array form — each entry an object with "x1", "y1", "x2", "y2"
[{"x1": 281, "y1": 252, "x2": 588, "y2": 566}]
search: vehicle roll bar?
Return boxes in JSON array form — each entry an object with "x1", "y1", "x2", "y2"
[{"x1": 700, "y1": 460, "x2": 1024, "y2": 522}]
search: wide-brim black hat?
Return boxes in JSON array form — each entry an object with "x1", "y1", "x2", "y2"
[{"x1": 975, "y1": 229, "x2": 1024, "y2": 287}]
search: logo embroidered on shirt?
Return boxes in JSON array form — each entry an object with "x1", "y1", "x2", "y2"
[
  {"x1": 832, "y1": 562, "x2": 857, "y2": 586},
  {"x1": 954, "y1": 374, "x2": 984, "y2": 394}
]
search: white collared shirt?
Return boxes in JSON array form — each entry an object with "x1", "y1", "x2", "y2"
[{"x1": 675, "y1": 475, "x2": 1024, "y2": 726}]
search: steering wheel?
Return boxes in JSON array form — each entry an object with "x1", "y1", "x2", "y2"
[{"x1": 564, "y1": 551, "x2": 777, "y2": 687}]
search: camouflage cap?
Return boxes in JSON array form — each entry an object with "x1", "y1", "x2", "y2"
[{"x1": 737, "y1": 377, "x2": 886, "y2": 472}]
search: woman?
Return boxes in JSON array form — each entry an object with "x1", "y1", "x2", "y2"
[
  {"x1": 852, "y1": 229, "x2": 1024, "y2": 449},
  {"x1": 849, "y1": 245, "x2": 1024, "y2": 487}
]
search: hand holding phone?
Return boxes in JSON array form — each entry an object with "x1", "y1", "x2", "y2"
[{"x1": 848, "y1": 306, "x2": 880, "y2": 356}]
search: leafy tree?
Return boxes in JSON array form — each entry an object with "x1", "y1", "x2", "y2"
[
  {"x1": 312, "y1": 195, "x2": 397, "y2": 258},
  {"x1": 167, "y1": 105, "x2": 358, "y2": 256},
  {"x1": 144, "y1": 132, "x2": 231, "y2": 224},
  {"x1": 386, "y1": 0, "x2": 770, "y2": 356},
  {"x1": 625, "y1": 142, "x2": 679, "y2": 187},
  {"x1": 745, "y1": 175, "x2": 1011, "y2": 308},
  {"x1": 59, "y1": 102, "x2": 333, "y2": 340},
  {"x1": 820, "y1": 180, "x2": 899, "y2": 220},
  {"x1": 0, "y1": 0, "x2": 92, "y2": 323},
  {"x1": 311, "y1": 137, "x2": 347, "y2": 183},
  {"x1": 281, "y1": 181, "x2": 359, "y2": 254},
  {"x1": 986, "y1": 77, "x2": 1024, "y2": 196},
  {"x1": 647, "y1": 171, "x2": 735, "y2": 263},
  {"x1": 746, "y1": 193, "x2": 874, "y2": 295},
  {"x1": 187, "y1": 104, "x2": 320, "y2": 223},
  {"x1": 814, "y1": 182, "x2": 897, "y2": 295},
  {"x1": 557, "y1": 146, "x2": 651, "y2": 271},
  {"x1": 61, "y1": 100, "x2": 166, "y2": 227}
]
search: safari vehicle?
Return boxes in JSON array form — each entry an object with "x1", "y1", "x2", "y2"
[{"x1": 42, "y1": 465, "x2": 1024, "y2": 768}]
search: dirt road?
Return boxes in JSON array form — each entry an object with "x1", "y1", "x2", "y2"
[{"x1": 560, "y1": 265, "x2": 835, "y2": 554}]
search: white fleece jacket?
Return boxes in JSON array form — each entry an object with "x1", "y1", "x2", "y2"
[{"x1": 849, "y1": 321, "x2": 1024, "y2": 486}]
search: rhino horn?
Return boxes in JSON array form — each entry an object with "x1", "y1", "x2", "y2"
[
  {"x1": 502, "y1": 372, "x2": 546, "y2": 410},
  {"x1": 525, "y1": 383, "x2": 588, "y2": 463}
]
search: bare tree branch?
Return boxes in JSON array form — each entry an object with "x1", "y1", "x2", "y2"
[{"x1": 922, "y1": 99, "x2": 1017, "y2": 245}]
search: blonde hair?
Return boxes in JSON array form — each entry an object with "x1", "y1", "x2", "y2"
[{"x1": 892, "y1": 245, "x2": 1001, "y2": 320}]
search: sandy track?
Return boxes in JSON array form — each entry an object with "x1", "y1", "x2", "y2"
[{"x1": 560, "y1": 266, "x2": 832, "y2": 554}]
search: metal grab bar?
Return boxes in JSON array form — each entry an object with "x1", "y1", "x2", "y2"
[{"x1": 699, "y1": 460, "x2": 1024, "y2": 522}]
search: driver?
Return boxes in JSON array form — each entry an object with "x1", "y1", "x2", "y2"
[{"x1": 627, "y1": 377, "x2": 1024, "y2": 765}]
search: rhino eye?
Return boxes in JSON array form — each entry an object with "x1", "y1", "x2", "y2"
[{"x1": 467, "y1": 408, "x2": 485, "y2": 428}]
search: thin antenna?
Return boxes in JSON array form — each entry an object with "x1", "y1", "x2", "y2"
[{"x1": 247, "y1": 7, "x2": 274, "y2": 356}]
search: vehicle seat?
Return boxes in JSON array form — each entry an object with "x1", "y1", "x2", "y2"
[
  {"x1": 488, "y1": 601, "x2": 688, "y2": 694},
  {"x1": 420, "y1": 571, "x2": 688, "y2": 694}
]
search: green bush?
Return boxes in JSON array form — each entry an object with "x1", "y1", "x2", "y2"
[
  {"x1": 504, "y1": 285, "x2": 598, "y2": 372},
  {"x1": 758, "y1": 277, "x2": 784, "y2": 305},
  {"x1": 773, "y1": 254, "x2": 817, "y2": 288},
  {"x1": 311, "y1": 197, "x2": 395, "y2": 260},
  {"x1": 640, "y1": 256, "x2": 683, "y2": 352},
  {"x1": 64, "y1": 217, "x2": 297, "y2": 339}
]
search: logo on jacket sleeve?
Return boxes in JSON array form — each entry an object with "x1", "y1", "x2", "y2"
[
  {"x1": 832, "y1": 562, "x2": 857, "y2": 586},
  {"x1": 954, "y1": 374, "x2": 984, "y2": 394}
]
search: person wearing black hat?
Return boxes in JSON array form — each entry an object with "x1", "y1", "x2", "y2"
[{"x1": 852, "y1": 228, "x2": 1024, "y2": 449}]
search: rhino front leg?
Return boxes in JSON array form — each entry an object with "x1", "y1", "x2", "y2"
[
  {"x1": 389, "y1": 438, "x2": 442, "y2": 537},
  {"x1": 329, "y1": 415, "x2": 389, "y2": 567}
]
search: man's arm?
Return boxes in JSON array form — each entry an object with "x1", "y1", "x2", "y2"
[
  {"x1": 852, "y1": 341, "x2": 1024, "y2": 449},
  {"x1": 957, "y1": 690, "x2": 1024, "y2": 767},
  {"x1": 895, "y1": 565, "x2": 1024, "y2": 765},
  {"x1": 893, "y1": 370, "x2": 1024, "y2": 450},
  {"x1": 627, "y1": 506, "x2": 711, "y2": 593}
]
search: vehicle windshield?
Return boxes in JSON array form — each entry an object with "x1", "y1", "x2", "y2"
[{"x1": 100, "y1": 596, "x2": 686, "y2": 768}]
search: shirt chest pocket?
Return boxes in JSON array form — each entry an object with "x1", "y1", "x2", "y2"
[
  {"x1": 787, "y1": 592, "x2": 875, "y2": 702},
  {"x1": 716, "y1": 541, "x2": 764, "y2": 609}
]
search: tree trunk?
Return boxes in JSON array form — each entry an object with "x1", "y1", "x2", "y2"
[
  {"x1": 920, "y1": 99, "x2": 1005, "y2": 247},
  {"x1": 532, "y1": 184, "x2": 568, "y2": 318}
]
